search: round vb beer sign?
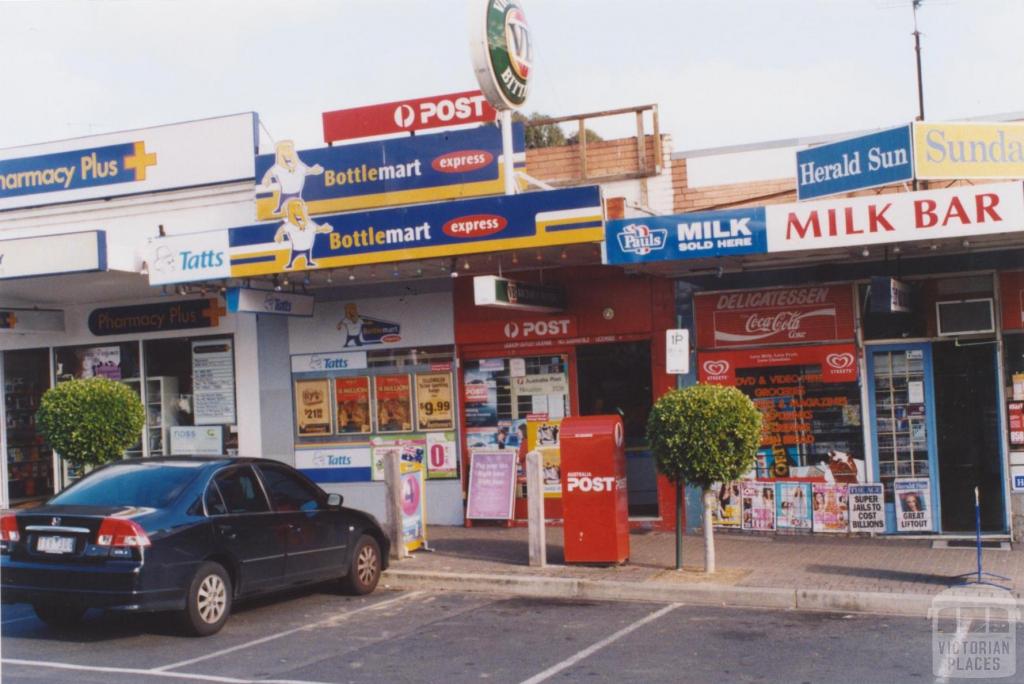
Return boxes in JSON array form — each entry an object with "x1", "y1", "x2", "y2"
[{"x1": 470, "y1": 0, "x2": 532, "y2": 110}]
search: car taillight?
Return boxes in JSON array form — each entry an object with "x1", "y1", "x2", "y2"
[
  {"x1": 96, "y1": 518, "x2": 151, "y2": 547},
  {"x1": 0, "y1": 514, "x2": 19, "y2": 542}
]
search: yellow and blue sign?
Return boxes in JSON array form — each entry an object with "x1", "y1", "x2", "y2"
[
  {"x1": 796, "y1": 126, "x2": 913, "y2": 200},
  {"x1": 0, "y1": 142, "x2": 157, "y2": 200},
  {"x1": 913, "y1": 121, "x2": 1024, "y2": 180},
  {"x1": 604, "y1": 208, "x2": 767, "y2": 264},
  {"x1": 255, "y1": 124, "x2": 525, "y2": 220},
  {"x1": 230, "y1": 185, "x2": 602, "y2": 277}
]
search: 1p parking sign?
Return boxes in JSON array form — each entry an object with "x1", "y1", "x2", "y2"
[{"x1": 666, "y1": 329, "x2": 690, "y2": 375}]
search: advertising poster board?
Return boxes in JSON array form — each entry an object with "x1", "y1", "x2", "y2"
[
  {"x1": 466, "y1": 450, "x2": 517, "y2": 520},
  {"x1": 81, "y1": 346, "x2": 122, "y2": 380},
  {"x1": 169, "y1": 425, "x2": 223, "y2": 456},
  {"x1": 895, "y1": 478, "x2": 934, "y2": 532},
  {"x1": 335, "y1": 377, "x2": 371, "y2": 433},
  {"x1": 741, "y1": 482, "x2": 776, "y2": 531},
  {"x1": 425, "y1": 432, "x2": 458, "y2": 479},
  {"x1": 712, "y1": 481, "x2": 742, "y2": 528},
  {"x1": 848, "y1": 484, "x2": 886, "y2": 532},
  {"x1": 527, "y1": 418, "x2": 563, "y2": 498},
  {"x1": 415, "y1": 372, "x2": 454, "y2": 430},
  {"x1": 375, "y1": 374, "x2": 413, "y2": 433},
  {"x1": 400, "y1": 463, "x2": 427, "y2": 553},
  {"x1": 812, "y1": 483, "x2": 850, "y2": 533},
  {"x1": 370, "y1": 437, "x2": 425, "y2": 482},
  {"x1": 295, "y1": 378, "x2": 332, "y2": 435},
  {"x1": 192, "y1": 339, "x2": 236, "y2": 425},
  {"x1": 776, "y1": 482, "x2": 812, "y2": 531}
]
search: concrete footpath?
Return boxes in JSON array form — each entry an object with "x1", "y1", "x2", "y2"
[{"x1": 382, "y1": 525, "x2": 1024, "y2": 618}]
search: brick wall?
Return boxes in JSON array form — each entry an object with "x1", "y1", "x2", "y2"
[{"x1": 525, "y1": 135, "x2": 665, "y2": 185}]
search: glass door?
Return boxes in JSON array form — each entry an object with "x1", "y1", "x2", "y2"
[{"x1": 867, "y1": 344, "x2": 940, "y2": 533}]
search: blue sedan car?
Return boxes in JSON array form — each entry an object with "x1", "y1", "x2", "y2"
[{"x1": 0, "y1": 457, "x2": 389, "y2": 636}]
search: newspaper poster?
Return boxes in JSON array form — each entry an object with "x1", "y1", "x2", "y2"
[
  {"x1": 895, "y1": 478, "x2": 933, "y2": 532},
  {"x1": 712, "y1": 481, "x2": 742, "y2": 527},
  {"x1": 848, "y1": 483, "x2": 886, "y2": 532},
  {"x1": 741, "y1": 482, "x2": 776, "y2": 531},
  {"x1": 812, "y1": 483, "x2": 850, "y2": 533},
  {"x1": 776, "y1": 482, "x2": 812, "y2": 531}
]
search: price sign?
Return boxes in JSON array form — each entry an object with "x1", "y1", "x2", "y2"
[
  {"x1": 415, "y1": 372, "x2": 454, "y2": 430},
  {"x1": 295, "y1": 379, "x2": 332, "y2": 435}
]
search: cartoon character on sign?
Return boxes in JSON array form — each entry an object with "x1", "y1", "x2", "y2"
[
  {"x1": 259, "y1": 140, "x2": 323, "y2": 216},
  {"x1": 336, "y1": 303, "x2": 366, "y2": 347},
  {"x1": 274, "y1": 199, "x2": 332, "y2": 270}
]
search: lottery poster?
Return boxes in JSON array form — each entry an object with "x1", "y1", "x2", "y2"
[
  {"x1": 776, "y1": 482, "x2": 812, "y2": 531},
  {"x1": 741, "y1": 482, "x2": 776, "y2": 531},
  {"x1": 295, "y1": 379, "x2": 332, "y2": 435},
  {"x1": 335, "y1": 377, "x2": 371, "y2": 434},
  {"x1": 812, "y1": 483, "x2": 850, "y2": 533},
  {"x1": 375, "y1": 374, "x2": 413, "y2": 433}
]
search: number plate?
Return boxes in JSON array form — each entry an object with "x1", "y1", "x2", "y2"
[{"x1": 37, "y1": 535, "x2": 75, "y2": 554}]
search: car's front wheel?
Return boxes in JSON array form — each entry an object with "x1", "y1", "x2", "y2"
[
  {"x1": 32, "y1": 603, "x2": 86, "y2": 628},
  {"x1": 341, "y1": 534, "x2": 381, "y2": 595},
  {"x1": 180, "y1": 561, "x2": 232, "y2": 636}
]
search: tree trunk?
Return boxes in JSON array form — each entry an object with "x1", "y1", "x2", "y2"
[{"x1": 702, "y1": 487, "x2": 716, "y2": 574}]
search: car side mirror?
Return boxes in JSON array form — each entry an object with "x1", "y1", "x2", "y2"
[{"x1": 326, "y1": 493, "x2": 343, "y2": 509}]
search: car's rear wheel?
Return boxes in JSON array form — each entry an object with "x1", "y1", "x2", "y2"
[
  {"x1": 341, "y1": 534, "x2": 381, "y2": 595},
  {"x1": 32, "y1": 603, "x2": 86, "y2": 628},
  {"x1": 180, "y1": 561, "x2": 232, "y2": 636}
]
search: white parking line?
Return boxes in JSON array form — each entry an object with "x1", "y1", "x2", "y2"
[
  {"x1": 1, "y1": 659, "x2": 327, "y2": 684},
  {"x1": 153, "y1": 591, "x2": 422, "y2": 672},
  {"x1": 518, "y1": 603, "x2": 681, "y2": 684}
]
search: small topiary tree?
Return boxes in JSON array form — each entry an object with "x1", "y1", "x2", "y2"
[
  {"x1": 647, "y1": 384, "x2": 762, "y2": 573},
  {"x1": 37, "y1": 377, "x2": 146, "y2": 469}
]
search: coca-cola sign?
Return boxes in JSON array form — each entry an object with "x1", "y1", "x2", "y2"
[{"x1": 695, "y1": 286, "x2": 854, "y2": 350}]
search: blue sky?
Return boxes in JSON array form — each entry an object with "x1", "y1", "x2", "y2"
[{"x1": 2, "y1": 0, "x2": 1021, "y2": 152}]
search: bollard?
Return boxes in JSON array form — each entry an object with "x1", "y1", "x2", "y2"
[
  {"x1": 526, "y1": 450, "x2": 546, "y2": 567},
  {"x1": 383, "y1": 450, "x2": 409, "y2": 561}
]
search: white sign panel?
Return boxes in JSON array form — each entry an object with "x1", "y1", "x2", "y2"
[
  {"x1": 290, "y1": 351, "x2": 369, "y2": 373},
  {"x1": 765, "y1": 182, "x2": 1024, "y2": 253},
  {"x1": 147, "y1": 232, "x2": 231, "y2": 285},
  {"x1": 170, "y1": 425, "x2": 223, "y2": 456},
  {"x1": 666, "y1": 328, "x2": 690, "y2": 375},
  {"x1": 894, "y1": 478, "x2": 934, "y2": 532},
  {"x1": 226, "y1": 287, "x2": 314, "y2": 317},
  {"x1": 295, "y1": 447, "x2": 372, "y2": 471},
  {"x1": 1011, "y1": 464, "x2": 1024, "y2": 492},
  {"x1": 510, "y1": 373, "x2": 568, "y2": 398},
  {"x1": 192, "y1": 339, "x2": 236, "y2": 425},
  {"x1": 0, "y1": 113, "x2": 257, "y2": 211},
  {"x1": 848, "y1": 484, "x2": 886, "y2": 532},
  {"x1": 0, "y1": 231, "x2": 105, "y2": 279}
]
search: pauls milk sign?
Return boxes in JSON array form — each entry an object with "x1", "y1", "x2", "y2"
[
  {"x1": 765, "y1": 182, "x2": 1024, "y2": 253},
  {"x1": 604, "y1": 208, "x2": 767, "y2": 264}
]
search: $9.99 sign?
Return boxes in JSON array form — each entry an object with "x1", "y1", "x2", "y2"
[{"x1": 416, "y1": 372, "x2": 454, "y2": 430}]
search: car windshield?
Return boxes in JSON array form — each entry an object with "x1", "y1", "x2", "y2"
[{"x1": 50, "y1": 461, "x2": 206, "y2": 508}]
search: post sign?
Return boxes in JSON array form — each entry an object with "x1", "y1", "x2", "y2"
[
  {"x1": 473, "y1": 275, "x2": 566, "y2": 312},
  {"x1": 322, "y1": 90, "x2": 497, "y2": 143},
  {"x1": 604, "y1": 208, "x2": 767, "y2": 264},
  {"x1": 255, "y1": 124, "x2": 525, "y2": 220},
  {"x1": 466, "y1": 450, "x2": 517, "y2": 520},
  {"x1": 765, "y1": 182, "x2": 1024, "y2": 253},
  {"x1": 666, "y1": 329, "x2": 690, "y2": 375},
  {"x1": 0, "y1": 231, "x2": 106, "y2": 280},
  {"x1": 913, "y1": 121, "x2": 1024, "y2": 180},
  {"x1": 229, "y1": 185, "x2": 603, "y2": 277},
  {"x1": 796, "y1": 126, "x2": 913, "y2": 200},
  {"x1": 470, "y1": 0, "x2": 532, "y2": 110}
]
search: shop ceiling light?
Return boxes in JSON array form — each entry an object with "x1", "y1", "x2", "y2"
[
  {"x1": 325, "y1": 271, "x2": 333, "y2": 284},
  {"x1": 348, "y1": 269, "x2": 356, "y2": 281},
  {"x1": 861, "y1": 248, "x2": 870, "y2": 257},
  {"x1": 462, "y1": 259, "x2": 471, "y2": 271},
  {"x1": 273, "y1": 275, "x2": 282, "y2": 292}
]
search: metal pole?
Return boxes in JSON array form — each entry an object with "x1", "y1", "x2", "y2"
[
  {"x1": 974, "y1": 485, "x2": 982, "y2": 583},
  {"x1": 912, "y1": 0, "x2": 925, "y2": 122},
  {"x1": 501, "y1": 109, "x2": 516, "y2": 195}
]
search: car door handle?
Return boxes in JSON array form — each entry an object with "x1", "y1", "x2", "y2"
[{"x1": 216, "y1": 525, "x2": 237, "y2": 540}]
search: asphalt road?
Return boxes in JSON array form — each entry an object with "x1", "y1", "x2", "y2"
[{"x1": 1, "y1": 587, "x2": 1020, "y2": 683}]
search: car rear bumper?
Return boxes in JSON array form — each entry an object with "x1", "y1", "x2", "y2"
[{"x1": 0, "y1": 557, "x2": 187, "y2": 612}]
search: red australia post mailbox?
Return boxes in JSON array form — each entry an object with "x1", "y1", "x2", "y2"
[{"x1": 560, "y1": 415, "x2": 629, "y2": 564}]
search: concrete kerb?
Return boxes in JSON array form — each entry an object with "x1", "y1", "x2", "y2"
[{"x1": 383, "y1": 569, "x2": 1024, "y2": 619}]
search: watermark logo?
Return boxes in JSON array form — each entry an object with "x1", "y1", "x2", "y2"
[{"x1": 931, "y1": 586, "x2": 1019, "y2": 679}]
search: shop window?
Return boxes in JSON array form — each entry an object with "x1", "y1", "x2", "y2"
[{"x1": 4, "y1": 349, "x2": 54, "y2": 503}]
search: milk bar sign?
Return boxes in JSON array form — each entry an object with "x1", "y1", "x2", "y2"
[{"x1": 473, "y1": 275, "x2": 566, "y2": 312}]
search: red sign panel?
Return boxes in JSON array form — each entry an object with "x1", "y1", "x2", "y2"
[
  {"x1": 999, "y1": 271, "x2": 1024, "y2": 332},
  {"x1": 1009, "y1": 402, "x2": 1024, "y2": 446},
  {"x1": 457, "y1": 315, "x2": 579, "y2": 345},
  {"x1": 322, "y1": 90, "x2": 497, "y2": 143},
  {"x1": 697, "y1": 344, "x2": 859, "y2": 385},
  {"x1": 695, "y1": 286, "x2": 854, "y2": 349}
]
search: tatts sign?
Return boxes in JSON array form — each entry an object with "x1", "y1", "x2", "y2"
[
  {"x1": 766, "y1": 182, "x2": 1024, "y2": 253},
  {"x1": 694, "y1": 286, "x2": 854, "y2": 349}
]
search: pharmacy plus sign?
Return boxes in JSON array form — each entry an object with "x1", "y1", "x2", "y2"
[{"x1": 123, "y1": 141, "x2": 158, "y2": 181}]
